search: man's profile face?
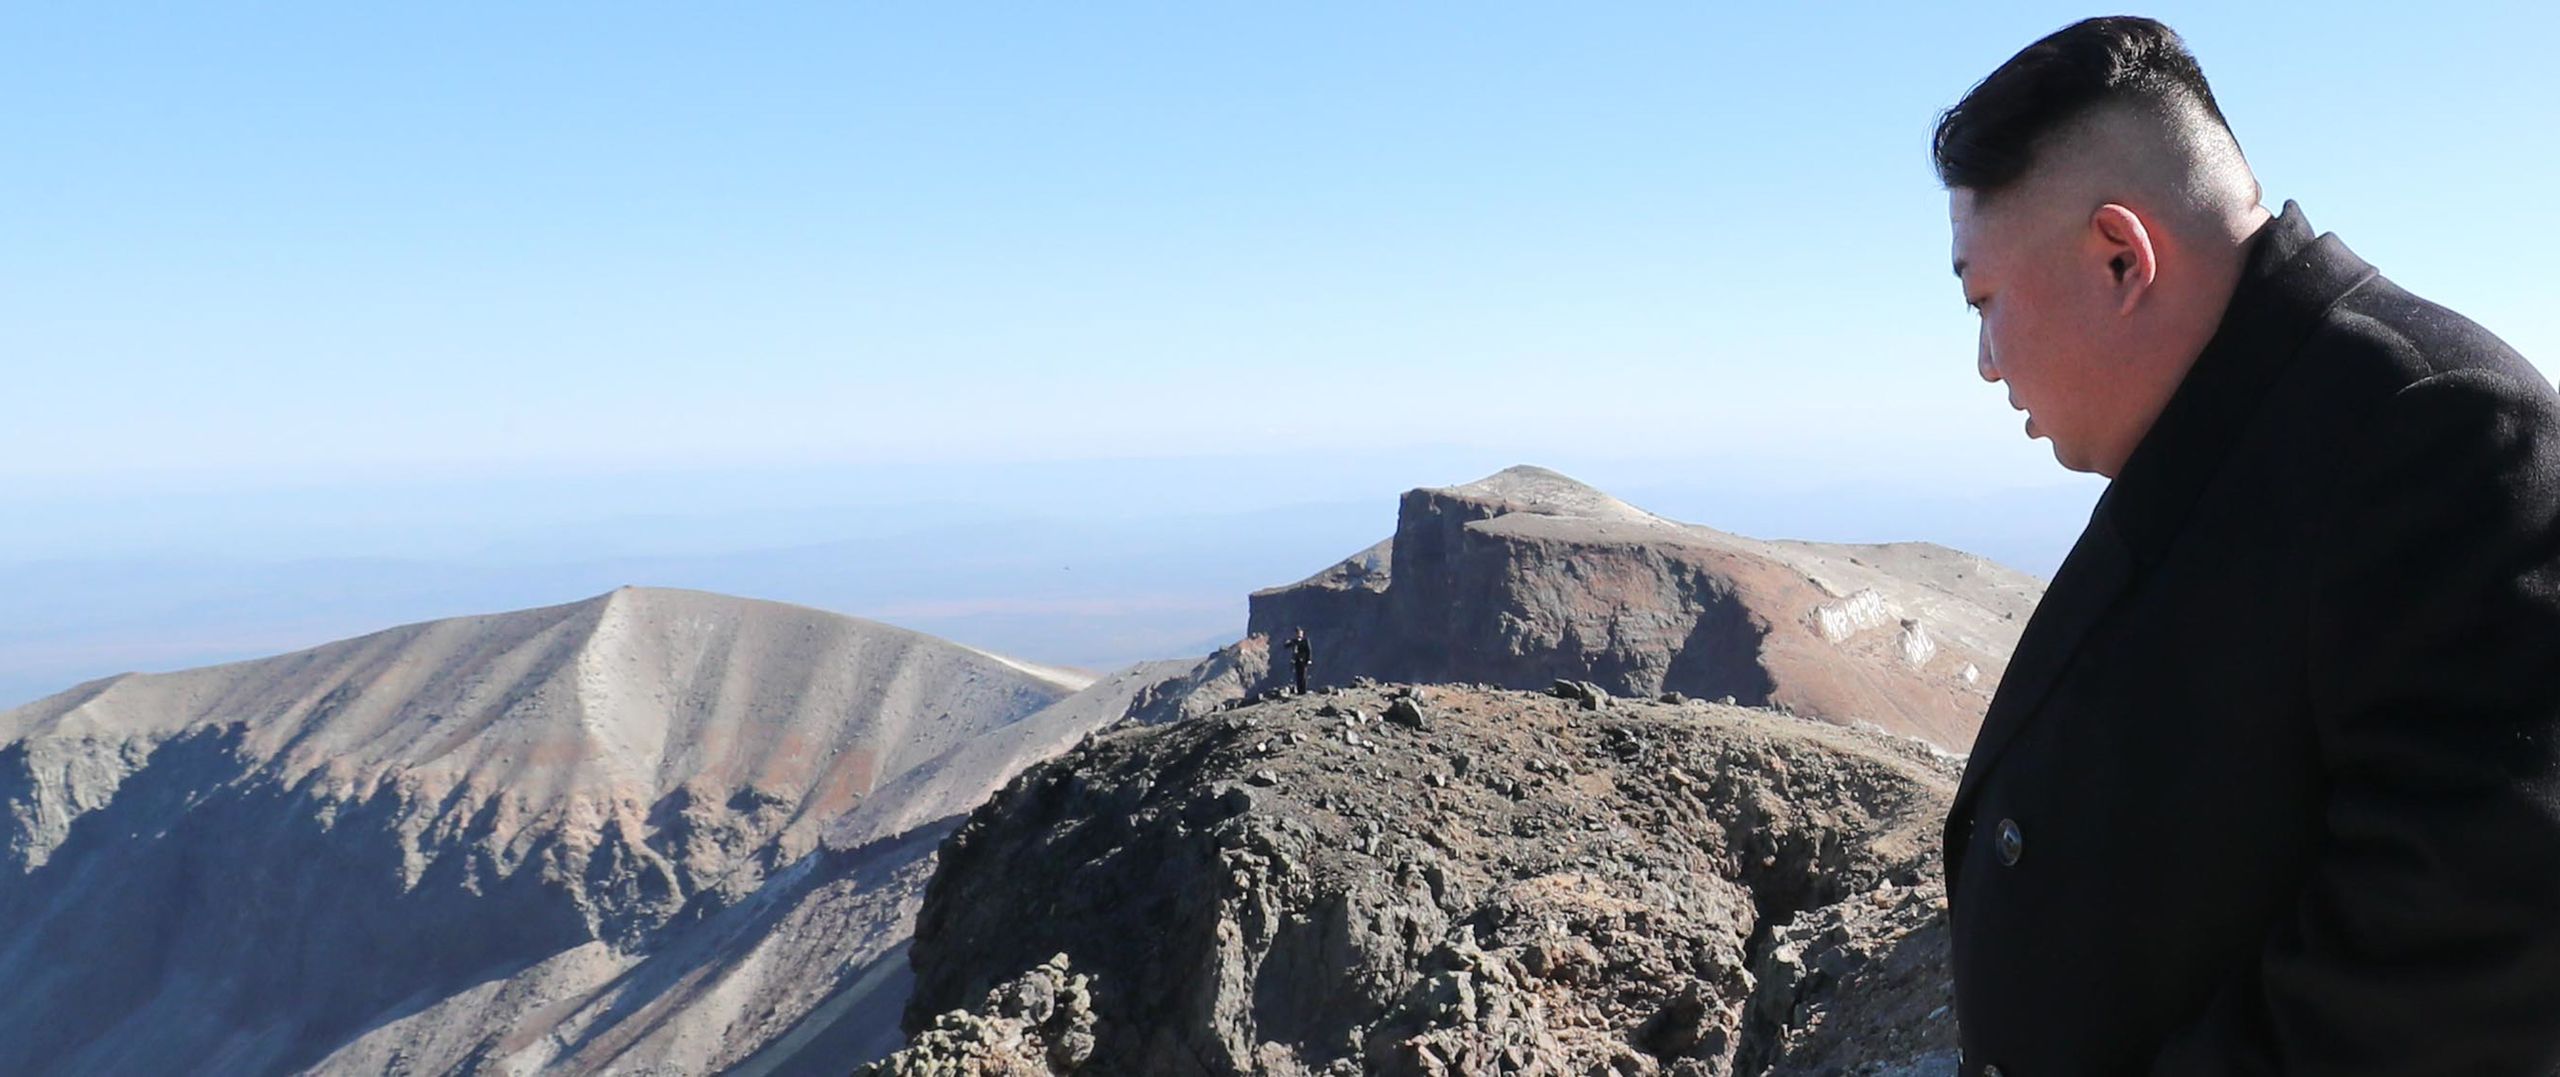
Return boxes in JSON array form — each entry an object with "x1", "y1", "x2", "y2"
[{"x1": 1950, "y1": 186, "x2": 2121, "y2": 474}]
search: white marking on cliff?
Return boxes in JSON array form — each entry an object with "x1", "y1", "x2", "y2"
[
  {"x1": 1811, "y1": 589, "x2": 1895, "y2": 642},
  {"x1": 1898, "y1": 620, "x2": 1936, "y2": 667}
]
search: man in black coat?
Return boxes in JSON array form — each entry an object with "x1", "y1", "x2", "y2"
[
  {"x1": 1937, "y1": 17, "x2": 2560, "y2": 1074},
  {"x1": 1286, "y1": 627, "x2": 1312, "y2": 694}
]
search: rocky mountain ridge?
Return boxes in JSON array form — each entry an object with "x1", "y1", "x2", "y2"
[
  {"x1": 1246, "y1": 466, "x2": 2041, "y2": 752},
  {"x1": 865, "y1": 682, "x2": 1961, "y2": 1076},
  {"x1": 0, "y1": 465, "x2": 2026, "y2": 1075},
  {"x1": 0, "y1": 587, "x2": 1101, "y2": 1075}
]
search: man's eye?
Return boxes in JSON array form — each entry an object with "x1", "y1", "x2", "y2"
[{"x1": 1965, "y1": 297, "x2": 1986, "y2": 315}]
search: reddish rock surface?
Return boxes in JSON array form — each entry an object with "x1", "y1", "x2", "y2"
[{"x1": 1246, "y1": 466, "x2": 2042, "y2": 753}]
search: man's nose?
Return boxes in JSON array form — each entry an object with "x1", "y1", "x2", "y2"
[{"x1": 1977, "y1": 332, "x2": 1999, "y2": 383}]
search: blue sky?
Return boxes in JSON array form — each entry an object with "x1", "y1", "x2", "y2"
[
  {"x1": 0, "y1": 4, "x2": 2553, "y2": 700},
  {"x1": 7, "y1": 3, "x2": 2549, "y2": 486}
]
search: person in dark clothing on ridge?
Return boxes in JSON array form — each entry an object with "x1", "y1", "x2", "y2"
[{"x1": 1285, "y1": 628, "x2": 1311, "y2": 694}]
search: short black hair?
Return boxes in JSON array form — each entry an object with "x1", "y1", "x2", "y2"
[{"x1": 1933, "y1": 16, "x2": 2239, "y2": 193}]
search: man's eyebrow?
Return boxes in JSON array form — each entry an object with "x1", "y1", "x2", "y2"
[{"x1": 1952, "y1": 258, "x2": 1968, "y2": 279}]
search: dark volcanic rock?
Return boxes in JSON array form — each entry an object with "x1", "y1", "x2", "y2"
[
  {"x1": 1122, "y1": 638, "x2": 1270, "y2": 726},
  {"x1": 1244, "y1": 465, "x2": 2041, "y2": 752},
  {"x1": 877, "y1": 685, "x2": 1960, "y2": 1075},
  {"x1": 862, "y1": 953, "x2": 1101, "y2": 1075}
]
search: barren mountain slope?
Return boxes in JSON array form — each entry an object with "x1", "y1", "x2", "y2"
[{"x1": 0, "y1": 586, "x2": 1098, "y2": 1075}]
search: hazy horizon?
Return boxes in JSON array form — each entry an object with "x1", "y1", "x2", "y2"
[{"x1": 0, "y1": 450, "x2": 2104, "y2": 709}]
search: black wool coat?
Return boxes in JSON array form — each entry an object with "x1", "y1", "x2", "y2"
[{"x1": 1947, "y1": 201, "x2": 2560, "y2": 1075}]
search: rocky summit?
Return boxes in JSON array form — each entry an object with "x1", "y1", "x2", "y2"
[
  {"x1": 864, "y1": 682, "x2": 1961, "y2": 1076},
  {"x1": 1246, "y1": 466, "x2": 2043, "y2": 752}
]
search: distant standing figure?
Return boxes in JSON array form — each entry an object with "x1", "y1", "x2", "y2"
[{"x1": 1285, "y1": 628, "x2": 1311, "y2": 694}]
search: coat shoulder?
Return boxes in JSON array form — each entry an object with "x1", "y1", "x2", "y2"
[{"x1": 2314, "y1": 275, "x2": 2551, "y2": 406}]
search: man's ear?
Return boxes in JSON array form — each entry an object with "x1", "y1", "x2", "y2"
[{"x1": 2089, "y1": 203, "x2": 2157, "y2": 315}]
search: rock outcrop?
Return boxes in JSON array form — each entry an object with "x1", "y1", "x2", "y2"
[
  {"x1": 0, "y1": 587, "x2": 1129, "y2": 1075},
  {"x1": 1245, "y1": 466, "x2": 2042, "y2": 752},
  {"x1": 861, "y1": 954, "x2": 1103, "y2": 1076},
  {"x1": 873, "y1": 684, "x2": 1960, "y2": 1075},
  {"x1": 1121, "y1": 637, "x2": 1271, "y2": 727}
]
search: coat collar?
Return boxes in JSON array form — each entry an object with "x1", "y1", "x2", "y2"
[
  {"x1": 2098, "y1": 200, "x2": 2379, "y2": 571},
  {"x1": 1945, "y1": 201, "x2": 2381, "y2": 875}
]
